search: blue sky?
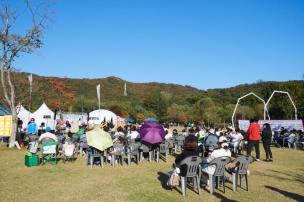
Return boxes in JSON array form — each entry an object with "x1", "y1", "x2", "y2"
[{"x1": 14, "y1": 0, "x2": 304, "y2": 89}]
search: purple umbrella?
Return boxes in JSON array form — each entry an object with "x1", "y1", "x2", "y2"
[{"x1": 139, "y1": 123, "x2": 165, "y2": 145}]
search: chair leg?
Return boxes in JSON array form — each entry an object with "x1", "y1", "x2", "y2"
[
  {"x1": 239, "y1": 175, "x2": 242, "y2": 187},
  {"x1": 128, "y1": 154, "x2": 131, "y2": 166},
  {"x1": 209, "y1": 175, "x2": 214, "y2": 195},
  {"x1": 156, "y1": 151, "x2": 159, "y2": 163},
  {"x1": 245, "y1": 174, "x2": 249, "y2": 191},
  {"x1": 193, "y1": 176, "x2": 197, "y2": 190},
  {"x1": 148, "y1": 152, "x2": 151, "y2": 162},
  {"x1": 222, "y1": 176, "x2": 226, "y2": 193},
  {"x1": 100, "y1": 156, "x2": 103, "y2": 168},
  {"x1": 184, "y1": 177, "x2": 187, "y2": 196},
  {"x1": 112, "y1": 155, "x2": 115, "y2": 167},
  {"x1": 196, "y1": 176, "x2": 201, "y2": 195},
  {"x1": 181, "y1": 176, "x2": 186, "y2": 197},
  {"x1": 216, "y1": 176, "x2": 219, "y2": 189},
  {"x1": 90, "y1": 156, "x2": 93, "y2": 169},
  {"x1": 232, "y1": 173, "x2": 237, "y2": 192}
]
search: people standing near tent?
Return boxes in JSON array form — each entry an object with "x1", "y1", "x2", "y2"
[
  {"x1": 261, "y1": 123, "x2": 273, "y2": 162},
  {"x1": 27, "y1": 118, "x2": 38, "y2": 142},
  {"x1": 247, "y1": 118, "x2": 261, "y2": 161}
]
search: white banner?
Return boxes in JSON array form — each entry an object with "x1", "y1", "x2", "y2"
[{"x1": 238, "y1": 120, "x2": 304, "y2": 132}]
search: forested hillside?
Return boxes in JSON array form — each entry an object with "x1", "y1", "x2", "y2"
[{"x1": 1, "y1": 72, "x2": 303, "y2": 125}]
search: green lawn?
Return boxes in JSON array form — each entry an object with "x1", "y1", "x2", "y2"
[{"x1": 0, "y1": 145, "x2": 303, "y2": 202}]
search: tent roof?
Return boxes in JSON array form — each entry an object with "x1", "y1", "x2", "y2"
[
  {"x1": 89, "y1": 109, "x2": 117, "y2": 124},
  {"x1": 16, "y1": 104, "x2": 30, "y2": 114},
  {"x1": 32, "y1": 102, "x2": 54, "y2": 115}
]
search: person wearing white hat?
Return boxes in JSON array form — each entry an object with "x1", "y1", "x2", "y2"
[{"x1": 201, "y1": 136, "x2": 231, "y2": 187}]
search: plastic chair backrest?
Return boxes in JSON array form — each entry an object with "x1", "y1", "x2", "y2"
[
  {"x1": 90, "y1": 147, "x2": 102, "y2": 156},
  {"x1": 235, "y1": 156, "x2": 253, "y2": 175},
  {"x1": 63, "y1": 143, "x2": 75, "y2": 157},
  {"x1": 129, "y1": 143, "x2": 139, "y2": 155},
  {"x1": 175, "y1": 135, "x2": 185, "y2": 142},
  {"x1": 113, "y1": 144, "x2": 125, "y2": 155},
  {"x1": 165, "y1": 139, "x2": 174, "y2": 147},
  {"x1": 42, "y1": 141, "x2": 57, "y2": 154},
  {"x1": 209, "y1": 156, "x2": 231, "y2": 177},
  {"x1": 159, "y1": 143, "x2": 168, "y2": 153},
  {"x1": 141, "y1": 144, "x2": 151, "y2": 153},
  {"x1": 178, "y1": 156, "x2": 202, "y2": 177}
]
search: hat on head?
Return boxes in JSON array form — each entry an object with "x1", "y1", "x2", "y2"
[
  {"x1": 46, "y1": 126, "x2": 51, "y2": 132},
  {"x1": 219, "y1": 136, "x2": 228, "y2": 143}
]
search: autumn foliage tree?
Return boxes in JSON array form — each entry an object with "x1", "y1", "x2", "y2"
[{"x1": 41, "y1": 78, "x2": 75, "y2": 111}]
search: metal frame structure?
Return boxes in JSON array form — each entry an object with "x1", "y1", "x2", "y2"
[
  {"x1": 231, "y1": 92, "x2": 269, "y2": 129},
  {"x1": 265, "y1": 90, "x2": 298, "y2": 120}
]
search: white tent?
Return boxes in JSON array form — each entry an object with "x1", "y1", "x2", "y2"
[
  {"x1": 32, "y1": 103, "x2": 55, "y2": 129},
  {"x1": 88, "y1": 109, "x2": 117, "y2": 125},
  {"x1": 16, "y1": 104, "x2": 31, "y2": 130}
]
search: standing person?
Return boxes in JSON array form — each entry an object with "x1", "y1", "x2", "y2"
[
  {"x1": 261, "y1": 123, "x2": 273, "y2": 162},
  {"x1": 247, "y1": 118, "x2": 261, "y2": 161}
]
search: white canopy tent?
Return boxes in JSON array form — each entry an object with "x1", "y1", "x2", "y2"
[
  {"x1": 16, "y1": 104, "x2": 31, "y2": 130},
  {"x1": 32, "y1": 103, "x2": 55, "y2": 129},
  {"x1": 88, "y1": 109, "x2": 117, "y2": 125}
]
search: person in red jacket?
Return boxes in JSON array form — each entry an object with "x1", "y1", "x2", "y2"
[{"x1": 247, "y1": 118, "x2": 261, "y2": 161}]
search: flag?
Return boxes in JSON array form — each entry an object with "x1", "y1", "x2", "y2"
[
  {"x1": 28, "y1": 74, "x2": 33, "y2": 95},
  {"x1": 97, "y1": 84, "x2": 101, "y2": 109},
  {"x1": 28, "y1": 74, "x2": 33, "y2": 112},
  {"x1": 124, "y1": 82, "x2": 127, "y2": 96}
]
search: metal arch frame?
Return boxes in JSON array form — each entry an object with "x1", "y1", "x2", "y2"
[
  {"x1": 231, "y1": 92, "x2": 269, "y2": 129},
  {"x1": 265, "y1": 90, "x2": 298, "y2": 120}
]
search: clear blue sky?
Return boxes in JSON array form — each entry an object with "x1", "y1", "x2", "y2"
[{"x1": 14, "y1": 0, "x2": 304, "y2": 89}]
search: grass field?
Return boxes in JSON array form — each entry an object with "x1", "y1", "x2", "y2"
[{"x1": 0, "y1": 145, "x2": 303, "y2": 202}]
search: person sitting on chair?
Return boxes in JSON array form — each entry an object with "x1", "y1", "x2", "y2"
[
  {"x1": 229, "y1": 129, "x2": 243, "y2": 154},
  {"x1": 201, "y1": 136, "x2": 231, "y2": 187},
  {"x1": 174, "y1": 135, "x2": 199, "y2": 177},
  {"x1": 27, "y1": 118, "x2": 38, "y2": 142}
]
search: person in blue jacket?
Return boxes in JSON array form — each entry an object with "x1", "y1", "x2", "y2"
[{"x1": 27, "y1": 118, "x2": 38, "y2": 142}]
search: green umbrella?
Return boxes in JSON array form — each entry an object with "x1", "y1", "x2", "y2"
[{"x1": 86, "y1": 128, "x2": 113, "y2": 151}]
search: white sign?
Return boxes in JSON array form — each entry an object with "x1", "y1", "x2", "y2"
[{"x1": 238, "y1": 120, "x2": 304, "y2": 131}]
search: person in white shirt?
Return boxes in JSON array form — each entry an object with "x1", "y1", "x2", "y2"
[
  {"x1": 201, "y1": 136, "x2": 231, "y2": 186},
  {"x1": 165, "y1": 129, "x2": 173, "y2": 140},
  {"x1": 128, "y1": 125, "x2": 139, "y2": 140},
  {"x1": 229, "y1": 129, "x2": 244, "y2": 153},
  {"x1": 287, "y1": 130, "x2": 297, "y2": 144}
]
